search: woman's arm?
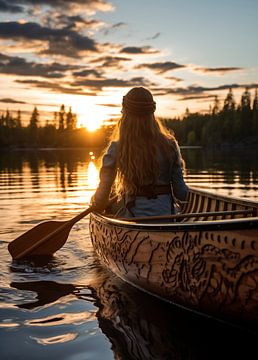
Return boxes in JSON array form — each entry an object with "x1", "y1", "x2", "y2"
[
  {"x1": 170, "y1": 142, "x2": 188, "y2": 201},
  {"x1": 91, "y1": 142, "x2": 117, "y2": 210},
  {"x1": 170, "y1": 164, "x2": 188, "y2": 201}
]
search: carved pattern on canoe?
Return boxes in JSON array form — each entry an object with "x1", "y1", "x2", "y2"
[{"x1": 90, "y1": 217, "x2": 258, "y2": 324}]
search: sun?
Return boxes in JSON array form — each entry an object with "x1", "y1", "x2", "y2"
[
  {"x1": 78, "y1": 116, "x2": 103, "y2": 132},
  {"x1": 63, "y1": 95, "x2": 105, "y2": 131},
  {"x1": 61, "y1": 92, "x2": 123, "y2": 132}
]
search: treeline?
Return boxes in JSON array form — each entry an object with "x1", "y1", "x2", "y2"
[
  {"x1": 1, "y1": 88, "x2": 258, "y2": 149},
  {"x1": 0, "y1": 104, "x2": 109, "y2": 148},
  {"x1": 164, "y1": 88, "x2": 258, "y2": 147}
]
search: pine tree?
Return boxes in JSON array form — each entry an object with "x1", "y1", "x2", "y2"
[
  {"x1": 223, "y1": 88, "x2": 235, "y2": 111},
  {"x1": 252, "y1": 88, "x2": 258, "y2": 136},
  {"x1": 58, "y1": 104, "x2": 65, "y2": 130},
  {"x1": 212, "y1": 96, "x2": 220, "y2": 115},
  {"x1": 66, "y1": 107, "x2": 73, "y2": 130},
  {"x1": 253, "y1": 88, "x2": 258, "y2": 112},
  {"x1": 240, "y1": 88, "x2": 252, "y2": 137},
  {"x1": 222, "y1": 88, "x2": 236, "y2": 141},
  {"x1": 184, "y1": 107, "x2": 190, "y2": 117},
  {"x1": 30, "y1": 107, "x2": 39, "y2": 129},
  {"x1": 53, "y1": 111, "x2": 58, "y2": 129},
  {"x1": 241, "y1": 88, "x2": 251, "y2": 110},
  {"x1": 72, "y1": 113, "x2": 77, "y2": 129},
  {"x1": 16, "y1": 110, "x2": 22, "y2": 127},
  {"x1": 29, "y1": 107, "x2": 39, "y2": 145}
]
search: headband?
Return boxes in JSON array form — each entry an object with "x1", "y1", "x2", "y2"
[{"x1": 122, "y1": 96, "x2": 156, "y2": 115}]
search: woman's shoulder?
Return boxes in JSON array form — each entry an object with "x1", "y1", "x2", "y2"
[
  {"x1": 159, "y1": 134, "x2": 179, "y2": 153},
  {"x1": 106, "y1": 140, "x2": 118, "y2": 154},
  {"x1": 103, "y1": 140, "x2": 118, "y2": 159}
]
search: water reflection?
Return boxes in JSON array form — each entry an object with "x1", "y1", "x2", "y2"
[
  {"x1": 181, "y1": 147, "x2": 258, "y2": 199},
  {"x1": 87, "y1": 161, "x2": 99, "y2": 190},
  {"x1": 0, "y1": 150, "x2": 101, "y2": 235},
  {"x1": 32, "y1": 333, "x2": 78, "y2": 345},
  {"x1": 0, "y1": 148, "x2": 101, "y2": 193},
  {"x1": 1, "y1": 148, "x2": 257, "y2": 202},
  {"x1": 9, "y1": 267, "x2": 258, "y2": 360},
  {"x1": 10, "y1": 281, "x2": 77, "y2": 309}
]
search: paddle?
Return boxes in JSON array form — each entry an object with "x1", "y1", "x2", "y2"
[{"x1": 8, "y1": 206, "x2": 93, "y2": 260}]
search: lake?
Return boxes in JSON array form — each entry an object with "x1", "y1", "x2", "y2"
[{"x1": 0, "y1": 147, "x2": 257, "y2": 360}]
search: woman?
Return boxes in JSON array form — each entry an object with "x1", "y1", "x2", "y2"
[{"x1": 91, "y1": 87, "x2": 188, "y2": 217}]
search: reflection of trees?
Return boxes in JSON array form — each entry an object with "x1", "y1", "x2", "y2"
[
  {"x1": 222, "y1": 170, "x2": 236, "y2": 185},
  {"x1": 1, "y1": 148, "x2": 257, "y2": 196},
  {"x1": 59, "y1": 157, "x2": 66, "y2": 193},
  {"x1": 0, "y1": 149, "x2": 99, "y2": 194},
  {"x1": 181, "y1": 147, "x2": 258, "y2": 187},
  {"x1": 10, "y1": 266, "x2": 257, "y2": 359},
  {"x1": 28, "y1": 152, "x2": 40, "y2": 190}
]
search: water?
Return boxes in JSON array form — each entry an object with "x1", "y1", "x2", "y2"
[{"x1": 0, "y1": 147, "x2": 257, "y2": 360}]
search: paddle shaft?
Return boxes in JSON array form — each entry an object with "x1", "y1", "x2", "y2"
[{"x1": 14, "y1": 207, "x2": 92, "y2": 260}]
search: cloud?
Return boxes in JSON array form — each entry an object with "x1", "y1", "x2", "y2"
[
  {"x1": 16, "y1": 79, "x2": 97, "y2": 96},
  {"x1": 120, "y1": 46, "x2": 159, "y2": 54},
  {"x1": 0, "y1": 0, "x2": 23, "y2": 12},
  {"x1": 73, "y1": 68, "x2": 103, "y2": 77},
  {"x1": 111, "y1": 22, "x2": 126, "y2": 29},
  {"x1": 90, "y1": 55, "x2": 131, "y2": 69},
  {"x1": 0, "y1": 21, "x2": 98, "y2": 57},
  {"x1": 104, "y1": 22, "x2": 126, "y2": 35},
  {"x1": 166, "y1": 76, "x2": 183, "y2": 82},
  {"x1": 97, "y1": 103, "x2": 121, "y2": 107},
  {"x1": 0, "y1": 97, "x2": 27, "y2": 104},
  {"x1": 195, "y1": 66, "x2": 243, "y2": 74},
  {"x1": 0, "y1": 53, "x2": 77, "y2": 78},
  {"x1": 146, "y1": 32, "x2": 161, "y2": 40},
  {"x1": 55, "y1": 15, "x2": 104, "y2": 30},
  {"x1": 136, "y1": 61, "x2": 185, "y2": 74},
  {"x1": 3, "y1": 0, "x2": 113, "y2": 13},
  {"x1": 72, "y1": 76, "x2": 155, "y2": 90},
  {"x1": 17, "y1": 77, "x2": 152, "y2": 99},
  {"x1": 155, "y1": 83, "x2": 258, "y2": 98},
  {"x1": 179, "y1": 94, "x2": 217, "y2": 101}
]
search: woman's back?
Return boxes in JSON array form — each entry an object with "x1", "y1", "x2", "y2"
[{"x1": 92, "y1": 87, "x2": 188, "y2": 217}]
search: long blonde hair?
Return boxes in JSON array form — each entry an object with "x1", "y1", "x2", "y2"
[{"x1": 111, "y1": 87, "x2": 182, "y2": 196}]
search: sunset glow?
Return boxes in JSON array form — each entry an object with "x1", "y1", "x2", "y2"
[
  {"x1": 0, "y1": 1, "x2": 258, "y2": 126},
  {"x1": 87, "y1": 161, "x2": 99, "y2": 190},
  {"x1": 75, "y1": 104, "x2": 105, "y2": 132}
]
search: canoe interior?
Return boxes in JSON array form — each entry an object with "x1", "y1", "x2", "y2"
[
  {"x1": 180, "y1": 188, "x2": 258, "y2": 222},
  {"x1": 104, "y1": 187, "x2": 258, "y2": 224}
]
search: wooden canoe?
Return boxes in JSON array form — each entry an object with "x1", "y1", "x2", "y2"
[{"x1": 89, "y1": 187, "x2": 258, "y2": 329}]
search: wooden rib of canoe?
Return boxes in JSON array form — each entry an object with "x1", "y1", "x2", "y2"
[{"x1": 89, "y1": 187, "x2": 258, "y2": 329}]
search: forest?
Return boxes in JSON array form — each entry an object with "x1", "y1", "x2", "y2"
[
  {"x1": 165, "y1": 87, "x2": 258, "y2": 147},
  {"x1": 0, "y1": 104, "x2": 110, "y2": 148},
  {"x1": 0, "y1": 88, "x2": 257, "y2": 149}
]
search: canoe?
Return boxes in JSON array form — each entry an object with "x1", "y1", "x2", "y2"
[{"x1": 89, "y1": 187, "x2": 258, "y2": 329}]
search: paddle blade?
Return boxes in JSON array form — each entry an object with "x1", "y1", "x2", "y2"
[{"x1": 8, "y1": 220, "x2": 72, "y2": 260}]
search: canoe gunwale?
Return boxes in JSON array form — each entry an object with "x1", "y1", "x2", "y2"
[{"x1": 91, "y1": 212, "x2": 258, "y2": 232}]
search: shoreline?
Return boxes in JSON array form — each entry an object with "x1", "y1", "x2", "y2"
[{"x1": 1, "y1": 141, "x2": 258, "y2": 152}]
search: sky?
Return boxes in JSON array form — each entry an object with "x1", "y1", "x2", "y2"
[{"x1": 0, "y1": 0, "x2": 258, "y2": 129}]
